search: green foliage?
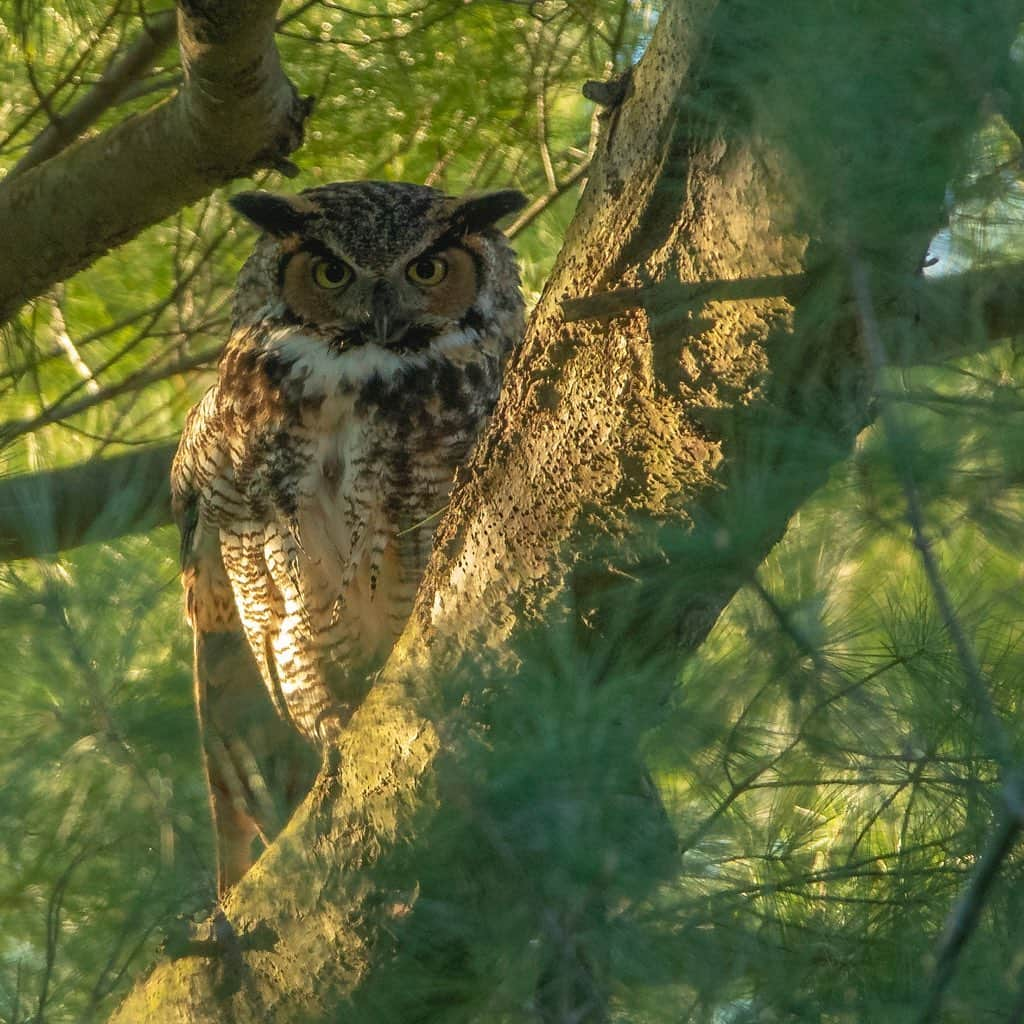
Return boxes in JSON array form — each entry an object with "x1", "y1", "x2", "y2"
[
  {"x1": 318, "y1": 323, "x2": 1024, "y2": 1024},
  {"x1": 0, "y1": 533, "x2": 209, "y2": 1022},
  {"x1": 350, "y1": 340, "x2": 1024, "y2": 1022},
  {"x1": 353, "y1": 622, "x2": 680, "y2": 1022}
]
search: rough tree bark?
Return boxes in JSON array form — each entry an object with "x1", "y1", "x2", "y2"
[
  {"x1": 99, "y1": 0, "x2": 1024, "y2": 1020},
  {"x1": 0, "y1": 0, "x2": 310, "y2": 325}
]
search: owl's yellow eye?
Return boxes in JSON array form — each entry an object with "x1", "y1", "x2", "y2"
[
  {"x1": 311, "y1": 258, "x2": 352, "y2": 289},
  {"x1": 406, "y1": 256, "x2": 448, "y2": 286}
]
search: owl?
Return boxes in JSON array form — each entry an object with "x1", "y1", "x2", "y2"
[{"x1": 172, "y1": 181, "x2": 526, "y2": 893}]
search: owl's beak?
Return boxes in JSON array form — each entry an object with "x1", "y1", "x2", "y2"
[
  {"x1": 369, "y1": 281, "x2": 407, "y2": 345},
  {"x1": 345, "y1": 281, "x2": 409, "y2": 347}
]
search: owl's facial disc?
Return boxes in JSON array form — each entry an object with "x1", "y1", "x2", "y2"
[{"x1": 279, "y1": 241, "x2": 480, "y2": 351}]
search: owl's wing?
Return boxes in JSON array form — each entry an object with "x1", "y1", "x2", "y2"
[{"x1": 173, "y1": 388, "x2": 314, "y2": 895}]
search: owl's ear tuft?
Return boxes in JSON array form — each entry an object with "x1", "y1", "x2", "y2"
[
  {"x1": 230, "y1": 191, "x2": 312, "y2": 237},
  {"x1": 450, "y1": 190, "x2": 528, "y2": 234}
]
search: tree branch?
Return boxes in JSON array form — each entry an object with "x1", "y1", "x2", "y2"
[
  {"x1": 563, "y1": 265, "x2": 1024, "y2": 363},
  {"x1": 507, "y1": 158, "x2": 591, "y2": 238},
  {"x1": 0, "y1": 0, "x2": 312, "y2": 325},
  {"x1": 0, "y1": 442, "x2": 176, "y2": 561}
]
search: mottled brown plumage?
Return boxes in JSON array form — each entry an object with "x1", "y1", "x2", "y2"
[{"x1": 172, "y1": 180, "x2": 526, "y2": 892}]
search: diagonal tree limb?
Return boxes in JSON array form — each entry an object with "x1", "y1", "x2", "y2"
[
  {"x1": 507, "y1": 158, "x2": 591, "y2": 238},
  {"x1": 0, "y1": 0, "x2": 312, "y2": 325}
]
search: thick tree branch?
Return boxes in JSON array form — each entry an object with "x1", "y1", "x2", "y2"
[
  {"x1": 0, "y1": 443, "x2": 176, "y2": 562},
  {"x1": 0, "y1": 1, "x2": 311, "y2": 325}
]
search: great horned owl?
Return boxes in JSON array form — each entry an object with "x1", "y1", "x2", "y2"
[{"x1": 172, "y1": 181, "x2": 526, "y2": 893}]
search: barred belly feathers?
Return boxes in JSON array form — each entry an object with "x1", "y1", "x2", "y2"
[{"x1": 172, "y1": 181, "x2": 526, "y2": 892}]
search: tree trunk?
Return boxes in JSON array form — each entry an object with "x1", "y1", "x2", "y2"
[{"x1": 107, "y1": 0, "x2": 1019, "y2": 1019}]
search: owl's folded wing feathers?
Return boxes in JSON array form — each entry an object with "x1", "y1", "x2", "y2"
[{"x1": 172, "y1": 383, "x2": 314, "y2": 895}]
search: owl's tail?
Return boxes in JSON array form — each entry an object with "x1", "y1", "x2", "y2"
[{"x1": 194, "y1": 628, "x2": 316, "y2": 896}]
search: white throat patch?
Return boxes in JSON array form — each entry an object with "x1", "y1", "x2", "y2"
[{"x1": 263, "y1": 324, "x2": 480, "y2": 393}]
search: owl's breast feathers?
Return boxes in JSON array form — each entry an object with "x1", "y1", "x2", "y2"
[{"x1": 174, "y1": 324, "x2": 504, "y2": 743}]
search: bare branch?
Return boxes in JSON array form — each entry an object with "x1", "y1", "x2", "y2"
[
  {"x1": 49, "y1": 288, "x2": 100, "y2": 394},
  {"x1": 507, "y1": 158, "x2": 590, "y2": 238},
  {"x1": 563, "y1": 264, "x2": 1024, "y2": 362},
  {"x1": 0, "y1": 0, "x2": 312, "y2": 324},
  {"x1": 561, "y1": 273, "x2": 807, "y2": 321}
]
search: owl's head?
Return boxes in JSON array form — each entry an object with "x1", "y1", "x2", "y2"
[{"x1": 229, "y1": 181, "x2": 526, "y2": 354}]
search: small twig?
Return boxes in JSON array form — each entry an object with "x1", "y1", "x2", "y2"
[
  {"x1": 508, "y1": 159, "x2": 591, "y2": 238},
  {"x1": 423, "y1": 116, "x2": 479, "y2": 188},
  {"x1": 24, "y1": 61, "x2": 61, "y2": 126},
  {"x1": 681, "y1": 654, "x2": 909, "y2": 857},
  {"x1": 536, "y1": 86, "x2": 557, "y2": 192},
  {"x1": 396, "y1": 505, "x2": 449, "y2": 537},
  {"x1": 48, "y1": 288, "x2": 99, "y2": 394},
  {"x1": 1, "y1": 224, "x2": 231, "y2": 387}
]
